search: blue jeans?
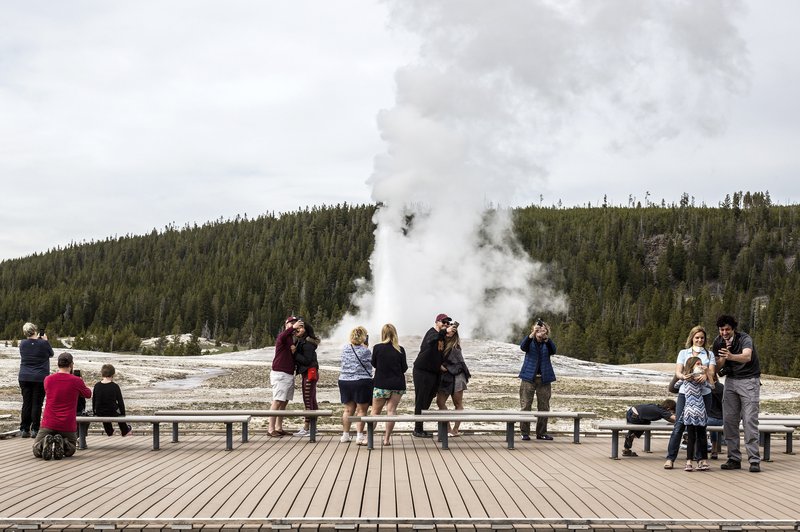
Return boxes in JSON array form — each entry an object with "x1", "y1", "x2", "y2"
[
  {"x1": 707, "y1": 416, "x2": 723, "y2": 451},
  {"x1": 666, "y1": 393, "x2": 712, "y2": 461}
]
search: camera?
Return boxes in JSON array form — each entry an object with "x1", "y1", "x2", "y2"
[
  {"x1": 40, "y1": 328, "x2": 46, "y2": 337},
  {"x1": 73, "y1": 369, "x2": 81, "y2": 377},
  {"x1": 536, "y1": 318, "x2": 544, "y2": 327}
]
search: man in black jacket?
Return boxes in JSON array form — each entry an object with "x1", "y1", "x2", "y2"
[{"x1": 412, "y1": 313, "x2": 452, "y2": 437}]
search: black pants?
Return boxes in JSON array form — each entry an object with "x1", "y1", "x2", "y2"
[
  {"x1": 686, "y1": 425, "x2": 708, "y2": 461},
  {"x1": 19, "y1": 380, "x2": 46, "y2": 432},
  {"x1": 413, "y1": 369, "x2": 441, "y2": 433}
]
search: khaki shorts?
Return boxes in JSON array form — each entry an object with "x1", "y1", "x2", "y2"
[{"x1": 270, "y1": 371, "x2": 295, "y2": 402}]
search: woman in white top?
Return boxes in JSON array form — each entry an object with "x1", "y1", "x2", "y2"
[
  {"x1": 663, "y1": 325, "x2": 716, "y2": 469},
  {"x1": 337, "y1": 326, "x2": 373, "y2": 445}
]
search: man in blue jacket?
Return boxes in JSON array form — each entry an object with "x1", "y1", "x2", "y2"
[{"x1": 518, "y1": 319, "x2": 556, "y2": 441}]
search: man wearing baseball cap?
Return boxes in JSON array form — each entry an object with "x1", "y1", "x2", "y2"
[
  {"x1": 32, "y1": 352, "x2": 91, "y2": 460},
  {"x1": 412, "y1": 313, "x2": 455, "y2": 437},
  {"x1": 268, "y1": 316, "x2": 301, "y2": 436}
]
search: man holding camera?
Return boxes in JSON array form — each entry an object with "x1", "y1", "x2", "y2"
[
  {"x1": 32, "y1": 352, "x2": 92, "y2": 460},
  {"x1": 712, "y1": 314, "x2": 761, "y2": 472},
  {"x1": 518, "y1": 319, "x2": 557, "y2": 441},
  {"x1": 412, "y1": 313, "x2": 453, "y2": 438}
]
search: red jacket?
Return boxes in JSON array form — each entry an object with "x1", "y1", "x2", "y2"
[{"x1": 41, "y1": 372, "x2": 92, "y2": 432}]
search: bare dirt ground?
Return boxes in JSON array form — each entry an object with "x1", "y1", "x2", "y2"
[{"x1": 2, "y1": 338, "x2": 799, "y2": 434}]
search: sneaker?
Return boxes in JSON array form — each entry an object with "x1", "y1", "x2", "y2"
[
  {"x1": 52, "y1": 435, "x2": 65, "y2": 460},
  {"x1": 536, "y1": 434, "x2": 554, "y2": 441},
  {"x1": 122, "y1": 424, "x2": 132, "y2": 437},
  {"x1": 412, "y1": 431, "x2": 433, "y2": 438},
  {"x1": 622, "y1": 449, "x2": 638, "y2": 457},
  {"x1": 720, "y1": 459, "x2": 741, "y2": 470},
  {"x1": 749, "y1": 462, "x2": 761, "y2": 473},
  {"x1": 521, "y1": 434, "x2": 531, "y2": 441},
  {"x1": 42, "y1": 435, "x2": 54, "y2": 461},
  {"x1": 31, "y1": 430, "x2": 38, "y2": 438},
  {"x1": 294, "y1": 428, "x2": 310, "y2": 437},
  {"x1": 339, "y1": 433, "x2": 352, "y2": 443},
  {"x1": 355, "y1": 433, "x2": 366, "y2": 445},
  {"x1": 20, "y1": 430, "x2": 31, "y2": 439}
]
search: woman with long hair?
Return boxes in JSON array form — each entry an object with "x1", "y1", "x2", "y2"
[
  {"x1": 338, "y1": 326, "x2": 373, "y2": 445},
  {"x1": 370, "y1": 323, "x2": 407, "y2": 446},
  {"x1": 663, "y1": 325, "x2": 715, "y2": 469},
  {"x1": 436, "y1": 322, "x2": 470, "y2": 437},
  {"x1": 293, "y1": 320, "x2": 320, "y2": 437}
]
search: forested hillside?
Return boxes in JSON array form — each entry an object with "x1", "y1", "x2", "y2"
[
  {"x1": 0, "y1": 205, "x2": 375, "y2": 350},
  {"x1": 514, "y1": 191, "x2": 800, "y2": 376},
  {"x1": 2, "y1": 192, "x2": 799, "y2": 375}
]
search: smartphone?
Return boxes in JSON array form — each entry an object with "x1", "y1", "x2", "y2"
[{"x1": 73, "y1": 369, "x2": 81, "y2": 377}]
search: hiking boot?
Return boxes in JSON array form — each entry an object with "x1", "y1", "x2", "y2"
[
  {"x1": 41, "y1": 435, "x2": 54, "y2": 461},
  {"x1": 749, "y1": 462, "x2": 761, "y2": 473},
  {"x1": 52, "y1": 435, "x2": 65, "y2": 460},
  {"x1": 720, "y1": 459, "x2": 741, "y2": 470}
]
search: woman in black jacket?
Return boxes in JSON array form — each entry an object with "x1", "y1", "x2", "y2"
[
  {"x1": 436, "y1": 323, "x2": 470, "y2": 437},
  {"x1": 370, "y1": 323, "x2": 407, "y2": 446},
  {"x1": 18, "y1": 322, "x2": 54, "y2": 438},
  {"x1": 293, "y1": 320, "x2": 320, "y2": 437}
]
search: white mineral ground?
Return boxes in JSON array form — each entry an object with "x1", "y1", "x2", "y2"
[{"x1": 2, "y1": 337, "x2": 799, "y2": 433}]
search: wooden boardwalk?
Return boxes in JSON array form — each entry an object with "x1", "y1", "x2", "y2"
[{"x1": 0, "y1": 430, "x2": 798, "y2": 530}]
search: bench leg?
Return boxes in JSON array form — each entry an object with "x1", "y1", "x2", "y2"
[
  {"x1": 78, "y1": 422, "x2": 88, "y2": 450},
  {"x1": 172, "y1": 422, "x2": 179, "y2": 443},
  {"x1": 786, "y1": 432, "x2": 794, "y2": 455},
  {"x1": 242, "y1": 422, "x2": 248, "y2": 443},
  {"x1": 763, "y1": 433, "x2": 771, "y2": 462},
  {"x1": 507, "y1": 422, "x2": 515, "y2": 450},
  {"x1": 439, "y1": 422, "x2": 448, "y2": 450},
  {"x1": 366, "y1": 422, "x2": 374, "y2": 450},
  {"x1": 226, "y1": 423, "x2": 233, "y2": 451},
  {"x1": 644, "y1": 431, "x2": 652, "y2": 453},
  {"x1": 610, "y1": 429, "x2": 620, "y2": 459},
  {"x1": 153, "y1": 423, "x2": 160, "y2": 450},
  {"x1": 309, "y1": 418, "x2": 316, "y2": 442},
  {"x1": 573, "y1": 419, "x2": 581, "y2": 444}
]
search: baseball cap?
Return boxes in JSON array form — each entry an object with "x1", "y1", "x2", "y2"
[
  {"x1": 435, "y1": 313, "x2": 451, "y2": 323},
  {"x1": 285, "y1": 315, "x2": 299, "y2": 324}
]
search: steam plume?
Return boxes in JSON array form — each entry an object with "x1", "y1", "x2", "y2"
[{"x1": 334, "y1": 0, "x2": 749, "y2": 340}]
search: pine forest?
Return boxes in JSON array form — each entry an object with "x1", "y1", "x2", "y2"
[{"x1": 2, "y1": 192, "x2": 799, "y2": 376}]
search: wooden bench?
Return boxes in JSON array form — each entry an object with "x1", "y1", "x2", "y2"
[
  {"x1": 153, "y1": 409, "x2": 333, "y2": 442},
  {"x1": 597, "y1": 421, "x2": 794, "y2": 461},
  {"x1": 76, "y1": 415, "x2": 252, "y2": 451},
  {"x1": 349, "y1": 413, "x2": 542, "y2": 450},
  {"x1": 422, "y1": 409, "x2": 597, "y2": 443}
]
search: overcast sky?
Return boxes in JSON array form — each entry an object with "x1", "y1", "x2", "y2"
[{"x1": 1, "y1": 0, "x2": 799, "y2": 261}]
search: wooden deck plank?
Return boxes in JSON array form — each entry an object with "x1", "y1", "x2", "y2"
[
  {"x1": 1, "y1": 432, "x2": 799, "y2": 527},
  {"x1": 321, "y1": 437, "x2": 360, "y2": 518}
]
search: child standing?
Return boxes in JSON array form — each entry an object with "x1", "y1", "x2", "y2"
[
  {"x1": 92, "y1": 364, "x2": 131, "y2": 437},
  {"x1": 622, "y1": 399, "x2": 676, "y2": 456},
  {"x1": 682, "y1": 356, "x2": 709, "y2": 471}
]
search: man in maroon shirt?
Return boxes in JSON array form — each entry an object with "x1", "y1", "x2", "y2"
[
  {"x1": 268, "y1": 316, "x2": 302, "y2": 437},
  {"x1": 32, "y1": 352, "x2": 92, "y2": 460}
]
